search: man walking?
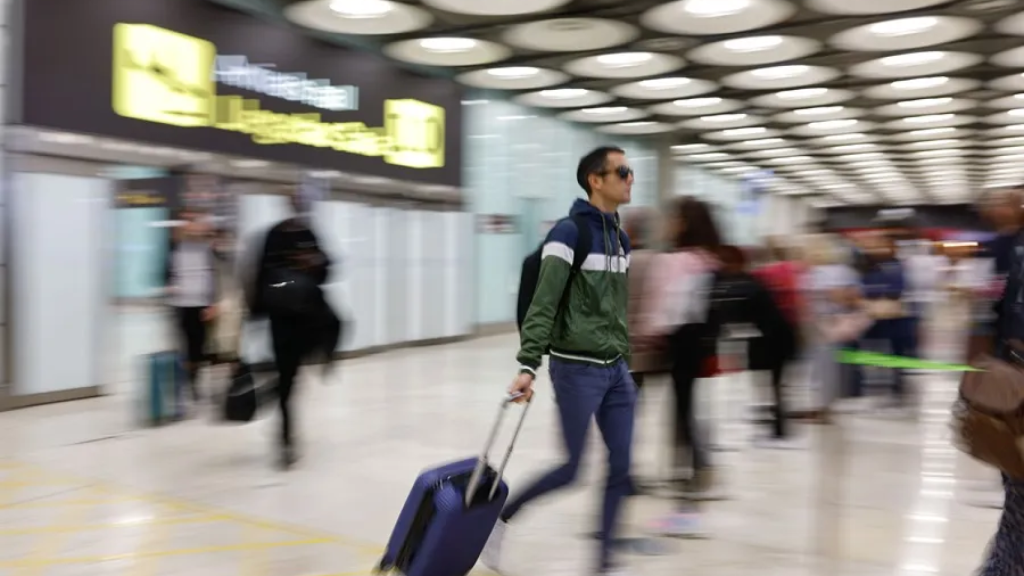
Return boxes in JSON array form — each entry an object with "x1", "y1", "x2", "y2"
[{"x1": 484, "y1": 146, "x2": 636, "y2": 576}]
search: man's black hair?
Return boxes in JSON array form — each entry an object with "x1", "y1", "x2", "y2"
[{"x1": 576, "y1": 146, "x2": 625, "y2": 196}]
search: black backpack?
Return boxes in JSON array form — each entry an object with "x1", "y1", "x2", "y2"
[{"x1": 516, "y1": 215, "x2": 592, "y2": 332}]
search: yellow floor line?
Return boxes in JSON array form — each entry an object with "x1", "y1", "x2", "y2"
[
  {"x1": 0, "y1": 538, "x2": 335, "y2": 568},
  {"x1": 6, "y1": 460, "x2": 384, "y2": 555},
  {"x1": 18, "y1": 496, "x2": 92, "y2": 576}
]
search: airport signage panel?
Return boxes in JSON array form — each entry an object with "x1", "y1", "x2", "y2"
[{"x1": 16, "y1": 0, "x2": 461, "y2": 186}]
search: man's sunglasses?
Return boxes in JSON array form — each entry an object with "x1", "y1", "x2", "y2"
[{"x1": 600, "y1": 165, "x2": 634, "y2": 180}]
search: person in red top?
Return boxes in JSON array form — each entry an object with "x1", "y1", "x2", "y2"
[{"x1": 753, "y1": 240, "x2": 806, "y2": 329}]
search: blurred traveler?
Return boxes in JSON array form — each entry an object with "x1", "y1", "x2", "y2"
[
  {"x1": 210, "y1": 227, "x2": 244, "y2": 366},
  {"x1": 623, "y1": 208, "x2": 668, "y2": 389},
  {"x1": 487, "y1": 146, "x2": 635, "y2": 576},
  {"x1": 642, "y1": 197, "x2": 722, "y2": 536},
  {"x1": 801, "y1": 234, "x2": 862, "y2": 421},
  {"x1": 165, "y1": 209, "x2": 219, "y2": 404},
  {"x1": 250, "y1": 185, "x2": 340, "y2": 470},
  {"x1": 727, "y1": 246, "x2": 799, "y2": 446},
  {"x1": 857, "y1": 234, "x2": 913, "y2": 410},
  {"x1": 753, "y1": 238, "x2": 805, "y2": 333},
  {"x1": 976, "y1": 187, "x2": 1024, "y2": 572},
  {"x1": 976, "y1": 188, "x2": 1024, "y2": 361}
]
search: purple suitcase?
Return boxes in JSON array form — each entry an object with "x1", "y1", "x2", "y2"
[{"x1": 377, "y1": 394, "x2": 531, "y2": 576}]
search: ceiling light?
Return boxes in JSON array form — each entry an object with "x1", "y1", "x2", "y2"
[
  {"x1": 539, "y1": 88, "x2": 588, "y2": 99},
  {"x1": 908, "y1": 138, "x2": 959, "y2": 147},
  {"x1": 752, "y1": 65, "x2": 809, "y2": 79},
  {"x1": 916, "y1": 149, "x2": 961, "y2": 157},
  {"x1": 1009, "y1": 109, "x2": 1024, "y2": 117},
  {"x1": 892, "y1": 77, "x2": 948, "y2": 90},
  {"x1": 845, "y1": 152, "x2": 884, "y2": 161},
  {"x1": 419, "y1": 38, "x2": 477, "y2": 52},
  {"x1": 487, "y1": 67, "x2": 540, "y2": 78},
  {"x1": 674, "y1": 97, "x2": 722, "y2": 107},
  {"x1": 824, "y1": 133, "x2": 866, "y2": 141},
  {"x1": 910, "y1": 127, "x2": 955, "y2": 136},
  {"x1": 691, "y1": 152, "x2": 730, "y2": 160},
  {"x1": 329, "y1": 0, "x2": 393, "y2": 18},
  {"x1": 898, "y1": 97, "x2": 952, "y2": 108},
  {"x1": 794, "y1": 106, "x2": 843, "y2": 116},
  {"x1": 881, "y1": 52, "x2": 944, "y2": 67},
  {"x1": 672, "y1": 143, "x2": 709, "y2": 152},
  {"x1": 869, "y1": 17, "x2": 938, "y2": 37},
  {"x1": 771, "y1": 156, "x2": 814, "y2": 163},
  {"x1": 683, "y1": 0, "x2": 750, "y2": 17},
  {"x1": 724, "y1": 36, "x2": 783, "y2": 52},
  {"x1": 723, "y1": 127, "x2": 766, "y2": 136},
  {"x1": 596, "y1": 52, "x2": 653, "y2": 67},
  {"x1": 639, "y1": 77, "x2": 692, "y2": 89},
  {"x1": 581, "y1": 107, "x2": 627, "y2": 114},
  {"x1": 618, "y1": 121, "x2": 656, "y2": 127},
  {"x1": 743, "y1": 138, "x2": 784, "y2": 146},
  {"x1": 831, "y1": 144, "x2": 876, "y2": 152},
  {"x1": 904, "y1": 114, "x2": 954, "y2": 123},
  {"x1": 809, "y1": 119, "x2": 857, "y2": 130},
  {"x1": 701, "y1": 113, "x2": 747, "y2": 122},
  {"x1": 777, "y1": 88, "x2": 827, "y2": 100}
]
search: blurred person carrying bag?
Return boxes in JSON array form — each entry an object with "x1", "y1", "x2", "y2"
[{"x1": 954, "y1": 341, "x2": 1024, "y2": 480}]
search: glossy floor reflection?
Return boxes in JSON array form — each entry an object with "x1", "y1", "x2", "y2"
[{"x1": 0, "y1": 309, "x2": 1003, "y2": 575}]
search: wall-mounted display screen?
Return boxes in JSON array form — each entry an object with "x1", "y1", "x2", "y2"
[{"x1": 15, "y1": 0, "x2": 462, "y2": 186}]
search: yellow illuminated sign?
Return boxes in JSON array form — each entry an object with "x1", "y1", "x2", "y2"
[{"x1": 112, "y1": 24, "x2": 445, "y2": 169}]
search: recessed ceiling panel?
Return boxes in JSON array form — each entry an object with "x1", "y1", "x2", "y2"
[
  {"x1": 562, "y1": 52, "x2": 686, "y2": 79},
  {"x1": 995, "y1": 11, "x2": 1024, "y2": 36},
  {"x1": 456, "y1": 67, "x2": 569, "y2": 90},
  {"x1": 721, "y1": 65, "x2": 840, "y2": 90},
  {"x1": 702, "y1": 127, "x2": 782, "y2": 141},
  {"x1": 862, "y1": 77, "x2": 980, "y2": 99},
  {"x1": 513, "y1": 89, "x2": 615, "y2": 108},
  {"x1": 558, "y1": 107, "x2": 650, "y2": 124},
  {"x1": 772, "y1": 106, "x2": 864, "y2": 123},
  {"x1": 848, "y1": 51, "x2": 982, "y2": 79},
  {"x1": 639, "y1": 0, "x2": 797, "y2": 36},
  {"x1": 807, "y1": 0, "x2": 951, "y2": 15},
  {"x1": 597, "y1": 121, "x2": 677, "y2": 135},
  {"x1": 830, "y1": 16, "x2": 983, "y2": 52},
  {"x1": 991, "y1": 74, "x2": 1024, "y2": 92},
  {"x1": 611, "y1": 78, "x2": 719, "y2": 100},
  {"x1": 502, "y1": 18, "x2": 640, "y2": 52},
  {"x1": 687, "y1": 35, "x2": 820, "y2": 67},
  {"x1": 874, "y1": 97, "x2": 976, "y2": 116},
  {"x1": 285, "y1": 0, "x2": 433, "y2": 35},
  {"x1": 383, "y1": 37, "x2": 511, "y2": 66},
  {"x1": 750, "y1": 88, "x2": 856, "y2": 108},
  {"x1": 648, "y1": 98, "x2": 745, "y2": 116},
  {"x1": 422, "y1": 0, "x2": 571, "y2": 16},
  {"x1": 679, "y1": 114, "x2": 767, "y2": 130}
]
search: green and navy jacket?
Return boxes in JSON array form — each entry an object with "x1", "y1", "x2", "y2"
[{"x1": 518, "y1": 198, "x2": 631, "y2": 376}]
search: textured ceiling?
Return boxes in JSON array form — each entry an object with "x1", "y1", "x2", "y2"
[{"x1": 213, "y1": 0, "x2": 1024, "y2": 207}]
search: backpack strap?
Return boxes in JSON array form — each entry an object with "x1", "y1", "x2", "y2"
[{"x1": 568, "y1": 214, "x2": 592, "y2": 273}]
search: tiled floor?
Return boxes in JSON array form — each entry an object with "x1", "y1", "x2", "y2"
[{"x1": 0, "y1": 309, "x2": 1005, "y2": 575}]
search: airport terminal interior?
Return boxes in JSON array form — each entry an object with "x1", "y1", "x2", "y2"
[{"x1": 4, "y1": 0, "x2": 1024, "y2": 574}]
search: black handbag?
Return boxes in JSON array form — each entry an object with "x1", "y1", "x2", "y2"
[
  {"x1": 264, "y1": 268, "x2": 321, "y2": 318},
  {"x1": 222, "y1": 363, "x2": 277, "y2": 423}
]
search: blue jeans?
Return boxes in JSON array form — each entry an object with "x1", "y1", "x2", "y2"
[{"x1": 501, "y1": 358, "x2": 637, "y2": 571}]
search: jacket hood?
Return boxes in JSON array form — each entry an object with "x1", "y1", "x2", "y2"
[{"x1": 569, "y1": 198, "x2": 619, "y2": 225}]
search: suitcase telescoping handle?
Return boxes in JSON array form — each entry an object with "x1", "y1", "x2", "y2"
[{"x1": 464, "y1": 392, "x2": 532, "y2": 507}]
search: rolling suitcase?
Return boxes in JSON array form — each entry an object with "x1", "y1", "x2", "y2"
[
  {"x1": 377, "y1": 394, "x2": 531, "y2": 576},
  {"x1": 142, "y1": 351, "x2": 184, "y2": 426}
]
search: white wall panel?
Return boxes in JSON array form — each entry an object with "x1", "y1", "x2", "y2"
[{"x1": 12, "y1": 173, "x2": 110, "y2": 395}]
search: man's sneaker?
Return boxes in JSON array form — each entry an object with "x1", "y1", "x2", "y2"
[
  {"x1": 651, "y1": 511, "x2": 708, "y2": 539},
  {"x1": 481, "y1": 519, "x2": 508, "y2": 572}
]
